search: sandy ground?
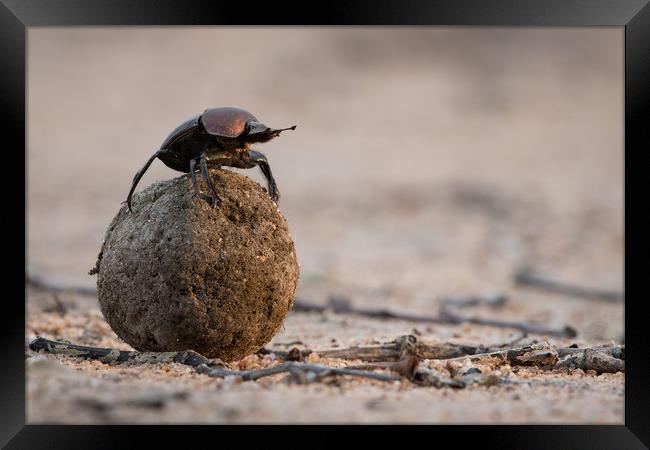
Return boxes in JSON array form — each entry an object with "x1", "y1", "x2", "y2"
[{"x1": 26, "y1": 28, "x2": 623, "y2": 423}]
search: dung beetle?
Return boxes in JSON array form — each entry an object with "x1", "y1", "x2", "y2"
[{"x1": 125, "y1": 107, "x2": 296, "y2": 212}]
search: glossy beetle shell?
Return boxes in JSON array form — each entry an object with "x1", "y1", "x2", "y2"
[
  {"x1": 200, "y1": 107, "x2": 257, "y2": 138},
  {"x1": 160, "y1": 114, "x2": 201, "y2": 150}
]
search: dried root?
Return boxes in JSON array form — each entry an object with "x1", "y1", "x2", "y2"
[
  {"x1": 29, "y1": 337, "x2": 224, "y2": 368},
  {"x1": 555, "y1": 348, "x2": 624, "y2": 374}
]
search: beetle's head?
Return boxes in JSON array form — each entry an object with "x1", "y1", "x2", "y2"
[{"x1": 242, "y1": 121, "x2": 296, "y2": 143}]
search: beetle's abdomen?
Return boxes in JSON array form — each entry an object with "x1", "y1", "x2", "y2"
[
  {"x1": 159, "y1": 114, "x2": 215, "y2": 172},
  {"x1": 160, "y1": 114, "x2": 201, "y2": 150},
  {"x1": 158, "y1": 150, "x2": 191, "y2": 173}
]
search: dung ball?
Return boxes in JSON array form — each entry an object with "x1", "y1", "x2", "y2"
[{"x1": 91, "y1": 169, "x2": 300, "y2": 362}]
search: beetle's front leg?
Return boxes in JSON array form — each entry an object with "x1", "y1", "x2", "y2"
[
  {"x1": 199, "y1": 154, "x2": 220, "y2": 207},
  {"x1": 189, "y1": 157, "x2": 200, "y2": 197},
  {"x1": 248, "y1": 150, "x2": 280, "y2": 203}
]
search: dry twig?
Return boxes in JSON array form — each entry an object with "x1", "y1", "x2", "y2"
[
  {"x1": 294, "y1": 294, "x2": 576, "y2": 338},
  {"x1": 196, "y1": 361, "x2": 401, "y2": 383},
  {"x1": 438, "y1": 308, "x2": 576, "y2": 338},
  {"x1": 442, "y1": 341, "x2": 560, "y2": 367},
  {"x1": 26, "y1": 272, "x2": 97, "y2": 297},
  {"x1": 345, "y1": 355, "x2": 421, "y2": 379},
  {"x1": 29, "y1": 337, "x2": 223, "y2": 367},
  {"x1": 515, "y1": 268, "x2": 624, "y2": 303},
  {"x1": 556, "y1": 345, "x2": 624, "y2": 360},
  {"x1": 257, "y1": 335, "x2": 481, "y2": 363},
  {"x1": 316, "y1": 335, "x2": 482, "y2": 361}
]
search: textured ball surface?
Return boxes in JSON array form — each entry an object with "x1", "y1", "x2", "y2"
[{"x1": 92, "y1": 169, "x2": 299, "y2": 361}]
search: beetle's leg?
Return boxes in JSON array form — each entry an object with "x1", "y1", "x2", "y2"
[
  {"x1": 125, "y1": 149, "x2": 164, "y2": 213},
  {"x1": 200, "y1": 154, "x2": 220, "y2": 207},
  {"x1": 189, "y1": 157, "x2": 200, "y2": 197},
  {"x1": 248, "y1": 150, "x2": 279, "y2": 203}
]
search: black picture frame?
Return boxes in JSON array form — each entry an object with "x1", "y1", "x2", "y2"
[{"x1": 3, "y1": 0, "x2": 647, "y2": 447}]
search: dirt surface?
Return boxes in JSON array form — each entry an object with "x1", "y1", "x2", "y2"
[{"x1": 27, "y1": 28, "x2": 623, "y2": 423}]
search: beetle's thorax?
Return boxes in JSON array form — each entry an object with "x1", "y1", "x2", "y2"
[
  {"x1": 210, "y1": 135, "x2": 250, "y2": 153},
  {"x1": 204, "y1": 142, "x2": 256, "y2": 169},
  {"x1": 204, "y1": 146, "x2": 249, "y2": 159}
]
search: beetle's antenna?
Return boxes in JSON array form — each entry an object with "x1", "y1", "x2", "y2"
[{"x1": 274, "y1": 125, "x2": 297, "y2": 132}]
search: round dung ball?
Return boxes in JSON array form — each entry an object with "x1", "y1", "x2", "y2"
[{"x1": 91, "y1": 168, "x2": 300, "y2": 362}]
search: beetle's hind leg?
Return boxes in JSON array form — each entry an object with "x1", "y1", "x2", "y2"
[
  {"x1": 125, "y1": 149, "x2": 164, "y2": 212},
  {"x1": 248, "y1": 150, "x2": 279, "y2": 203},
  {"x1": 199, "y1": 154, "x2": 220, "y2": 207}
]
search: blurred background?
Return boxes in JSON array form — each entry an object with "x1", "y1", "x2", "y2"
[{"x1": 28, "y1": 27, "x2": 623, "y2": 341}]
